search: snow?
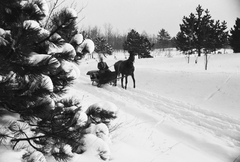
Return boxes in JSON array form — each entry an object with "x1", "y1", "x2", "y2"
[
  {"x1": 76, "y1": 39, "x2": 95, "y2": 54},
  {"x1": 70, "y1": 34, "x2": 83, "y2": 45},
  {"x1": 1, "y1": 50, "x2": 240, "y2": 162},
  {"x1": 23, "y1": 20, "x2": 41, "y2": 30}
]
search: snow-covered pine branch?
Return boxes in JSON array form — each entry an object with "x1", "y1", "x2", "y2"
[{"x1": 0, "y1": 1, "x2": 119, "y2": 161}]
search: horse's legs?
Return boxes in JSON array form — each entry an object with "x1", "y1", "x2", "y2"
[
  {"x1": 124, "y1": 76, "x2": 128, "y2": 89},
  {"x1": 131, "y1": 73, "x2": 136, "y2": 88},
  {"x1": 121, "y1": 74, "x2": 124, "y2": 88}
]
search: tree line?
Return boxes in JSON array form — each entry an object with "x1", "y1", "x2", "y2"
[
  {"x1": 80, "y1": 24, "x2": 174, "y2": 51},
  {"x1": 78, "y1": 5, "x2": 240, "y2": 57}
]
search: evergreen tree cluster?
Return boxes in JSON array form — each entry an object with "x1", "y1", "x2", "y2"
[
  {"x1": 0, "y1": 0, "x2": 117, "y2": 161},
  {"x1": 157, "y1": 29, "x2": 172, "y2": 51},
  {"x1": 175, "y1": 5, "x2": 228, "y2": 56},
  {"x1": 94, "y1": 37, "x2": 113, "y2": 56},
  {"x1": 229, "y1": 18, "x2": 240, "y2": 53},
  {"x1": 123, "y1": 29, "x2": 154, "y2": 58}
]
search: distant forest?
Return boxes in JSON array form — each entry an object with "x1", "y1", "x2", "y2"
[
  {"x1": 81, "y1": 24, "x2": 171, "y2": 50},
  {"x1": 80, "y1": 5, "x2": 240, "y2": 54}
]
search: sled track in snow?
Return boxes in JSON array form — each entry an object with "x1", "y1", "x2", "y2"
[{"x1": 78, "y1": 76, "x2": 240, "y2": 147}]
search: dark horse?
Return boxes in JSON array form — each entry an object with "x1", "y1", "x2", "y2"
[{"x1": 114, "y1": 51, "x2": 136, "y2": 89}]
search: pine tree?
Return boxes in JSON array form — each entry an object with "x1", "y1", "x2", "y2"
[
  {"x1": 50, "y1": 8, "x2": 79, "y2": 43},
  {"x1": 0, "y1": 1, "x2": 116, "y2": 161},
  {"x1": 123, "y1": 29, "x2": 154, "y2": 58},
  {"x1": 157, "y1": 28, "x2": 171, "y2": 51},
  {"x1": 229, "y1": 17, "x2": 240, "y2": 53},
  {"x1": 204, "y1": 20, "x2": 228, "y2": 52},
  {"x1": 176, "y1": 13, "x2": 197, "y2": 54},
  {"x1": 175, "y1": 5, "x2": 229, "y2": 57},
  {"x1": 94, "y1": 37, "x2": 113, "y2": 57}
]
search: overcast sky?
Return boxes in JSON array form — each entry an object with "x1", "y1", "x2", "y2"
[{"x1": 63, "y1": 0, "x2": 240, "y2": 36}]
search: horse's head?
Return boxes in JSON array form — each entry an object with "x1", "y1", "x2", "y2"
[{"x1": 128, "y1": 50, "x2": 135, "y2": 63}]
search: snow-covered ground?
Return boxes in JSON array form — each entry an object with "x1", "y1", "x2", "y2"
[{"x1": 1, "y1": 50, "x2": 240, "y2": 162}]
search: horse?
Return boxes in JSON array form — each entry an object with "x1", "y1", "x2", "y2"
[{"x1": 114, "y1": 51, "x2": 136, "y2": 89}]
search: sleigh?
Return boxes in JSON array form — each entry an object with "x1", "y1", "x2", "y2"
[{"x1": 86, "y1": 70, "x2": 117, "y2": 87}]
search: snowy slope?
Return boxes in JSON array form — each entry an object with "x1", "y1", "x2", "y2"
[
  {"x1": 1, "y1": 51, "x2": 240, "y2": 162},
  {"x1": 65, "y1": 51, "x2": 240, "y2": 162}
]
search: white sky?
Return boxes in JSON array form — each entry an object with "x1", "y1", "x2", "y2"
[{"x1": 63, "y1": 0, "x2": 240, "y2": 36}]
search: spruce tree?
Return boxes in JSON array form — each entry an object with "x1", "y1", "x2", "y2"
[
  {"x1": 123, "y1": 29, "x2": 153, "y2": 58},
  {"x1": 175, "y1": 5, "x2": 229, "y2": 57},
  {"x1": 94, "y1": 37, "x2": 113, "y2": 57},
  {"x1": 204, "y1": 20, "x2": 228, "y2": 52},
  {"x1": 0, "y1": 1, "x2": 116, "y2": 161},
  {"x1": 157, "y1": 28, "x2": 171, "y2": 51},
  {"x1": 229, "y1": 18, "x2": 240, "y2": 53}
]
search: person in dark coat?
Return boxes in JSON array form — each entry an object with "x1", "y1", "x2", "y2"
[
  {"x1": 98, "y1": 57, "x2": 109, "y2": 72},
  {"x1": 97, "y1": 57, "x2": 111, "y2": 85}
]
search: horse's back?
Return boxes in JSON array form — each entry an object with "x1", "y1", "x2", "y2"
[
  {"x1": 114, "y1": 60, "x2": 135, "y2": 76},
  {"x1": 114, "y1": 60, "x2": 123, "y2": 75}
]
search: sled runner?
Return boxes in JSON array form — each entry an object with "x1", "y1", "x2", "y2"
[{"x1": 86, "y1": 70, "x2": 117, "y2": 87}]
